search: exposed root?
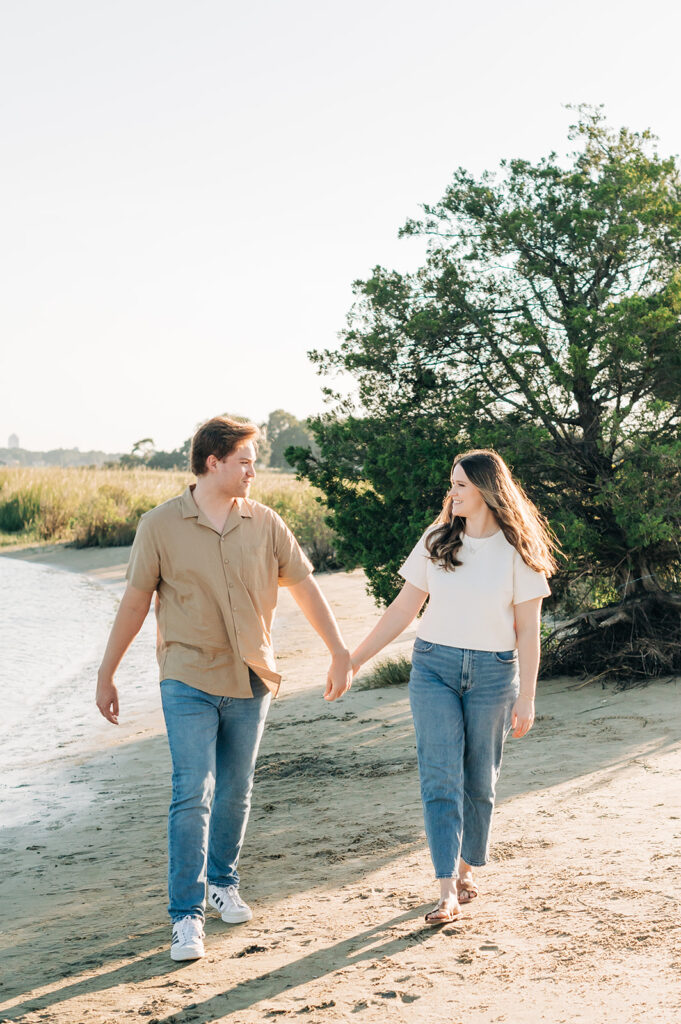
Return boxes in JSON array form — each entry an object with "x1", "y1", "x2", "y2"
[{"x1": 541, "y1": 592, "x2": 681, "y2": 689}]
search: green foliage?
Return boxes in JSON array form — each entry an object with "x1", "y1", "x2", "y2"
[
  {"x1": 356, "y1": 654, "x2": 412, "y2": 689},
  {"x1": 0, "y1": 492, "x2": 41, "y2": 532},
  {"x1": 288, "y1": 414, "x2": 458, "y2": 604},
  {"x1": 290, "y1": 107, "x2": 681, "y2": 638}
]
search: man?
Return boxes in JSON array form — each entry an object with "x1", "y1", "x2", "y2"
[{"x1": 95, "y1": 416, "x2": 352, "y2": 961}]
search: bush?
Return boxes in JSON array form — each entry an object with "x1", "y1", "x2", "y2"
[
  {"x1": 0, "y1": 496, "x2": 27, "y2": 533},
  {"x1": 356, "y1": 654, "x2": 412, "y2": 690},
  {"x1": 71, "y1": 492, "x2": 158, "y2": 547}
]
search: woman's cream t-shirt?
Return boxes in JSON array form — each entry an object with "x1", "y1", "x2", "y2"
[{"x1": 399, "y1": 527, "x2": 551, "y2": 652}]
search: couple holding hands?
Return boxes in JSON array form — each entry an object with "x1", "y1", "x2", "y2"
[{"x1": 96, "y1": 415, "x2": 556, "y2": 961}]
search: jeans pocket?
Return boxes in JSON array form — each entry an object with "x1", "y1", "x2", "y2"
[
  {"x1": 413, "y1": 637, "x2": 435, "y2": 654},
  {"x1": 494, "y1": 650, "x2": 518, "y2": 663}
]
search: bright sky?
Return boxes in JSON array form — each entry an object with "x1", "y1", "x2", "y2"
[{"x1": 2, "y1": 0, "x2": 680, "y2": 453}]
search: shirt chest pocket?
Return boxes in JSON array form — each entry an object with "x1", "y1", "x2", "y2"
[{"x1": 238, "y1": 540, "x2": 277, "y2": 590}]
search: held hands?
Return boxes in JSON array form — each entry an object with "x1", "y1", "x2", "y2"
[
  {"x1": 324, "y1": 648, "x2": 353, "y2": 701},
  {"x1": 96, "y1": 672, "x2": 120, "y2": 724},
  {"x1": 511, "y1": 695, "x2": 534, "y2": 739}
]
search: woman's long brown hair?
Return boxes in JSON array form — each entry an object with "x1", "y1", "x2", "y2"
[{"x1": 425, "y1": 449, "x2": 559, "y2": 575}]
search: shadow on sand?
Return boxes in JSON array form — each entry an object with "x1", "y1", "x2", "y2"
[{"x1": 1, "y1": 675, "x2": 679, "y2": 1021}]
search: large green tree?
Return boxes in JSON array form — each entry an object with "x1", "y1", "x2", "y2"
[{"x1": 289, "y1": 107, "x2": 681, "y2": 683}]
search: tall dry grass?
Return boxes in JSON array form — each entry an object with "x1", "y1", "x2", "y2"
[{"x1": 0, "y1": 467, "x2": 338, "y2": 569}]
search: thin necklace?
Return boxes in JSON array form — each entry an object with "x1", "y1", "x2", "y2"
[{"x1": 461, "y1": 529, "x2": 500, "y2": 555}]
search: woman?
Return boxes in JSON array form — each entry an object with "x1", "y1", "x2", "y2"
[{"x1": 351, "y1": 449, "x2": 558, "y2": 924}]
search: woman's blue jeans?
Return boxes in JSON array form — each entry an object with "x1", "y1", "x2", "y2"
[
  {"x1": 160, "y1": 671, "x2": 271, "y2": 922},
  {"x1": 408, "y1": 639, "x2": 519, "y2": 879}
]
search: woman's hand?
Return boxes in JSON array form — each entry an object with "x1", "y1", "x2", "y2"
[{"x1": 511, "y1": 695, "x2": 535, "y2": 738}]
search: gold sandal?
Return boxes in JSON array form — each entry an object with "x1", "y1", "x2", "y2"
[
  {"x1": 424, "y1": 899, "x2": 460, "y2": 925},
  {"x1": 456, "y1": 873, "x2": 479, "y2": 904}
]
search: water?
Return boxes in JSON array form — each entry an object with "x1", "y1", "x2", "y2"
[{"x1": 0, "y1": 558, "x2": 159, "y2": 827}]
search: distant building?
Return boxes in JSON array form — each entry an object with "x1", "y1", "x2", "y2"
[{"x1": 8, "y1": 433, "x2": 19, "y2": 449}]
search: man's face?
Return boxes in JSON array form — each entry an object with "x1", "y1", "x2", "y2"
[{"x1": 210, "y1": 440, "x2": 257, "y2": 498}]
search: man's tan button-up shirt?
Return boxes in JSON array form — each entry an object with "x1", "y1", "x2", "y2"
[{"x1": 125, "y1": 486, "x2": 313, "y2": 698}]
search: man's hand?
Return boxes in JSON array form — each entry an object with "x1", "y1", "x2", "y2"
[
  {"x1": 324, "y1": 649, "x2": 353, "y2": 701},
  {"x1": 96, "y1": 673, "x2": 120, "y2": 724}
]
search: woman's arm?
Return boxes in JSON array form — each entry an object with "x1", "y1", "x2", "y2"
[
  {"x1": 511, "y1": 596, "x2": 543, "y2": 738},
  {"x1": 352, "y1": 582, "x2": 428, "y2": 672}
]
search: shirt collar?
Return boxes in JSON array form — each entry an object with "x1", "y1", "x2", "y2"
[{"x1": 180, "y1": 486, "x2": 254, "y2": 520}]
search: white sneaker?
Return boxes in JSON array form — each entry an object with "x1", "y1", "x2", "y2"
[
  {"x1": 208, "y1": 883, "x2": 253, "y2": 923},
  {"x1": 170, "y1": 915, "x2": 205, "y2": 961}
]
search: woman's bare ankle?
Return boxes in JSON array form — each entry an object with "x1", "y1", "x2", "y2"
[
  {"x1": 458, "y1": 859, "x2": 473, "y2": 879},
  {"x1": 439, "y1": 878, "x2": 458, "y2": 904}
]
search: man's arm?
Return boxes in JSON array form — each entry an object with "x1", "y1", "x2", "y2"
[
  {"x1": 95, "y1": 584, "x2": 154, "y2": 724},
  {"x1": 287, "y1": 575, "x2": 352, "y2": 701}
]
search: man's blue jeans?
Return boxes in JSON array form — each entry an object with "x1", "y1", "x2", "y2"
[
  {"x1": 160, "y1": 671, "x2": 271, "y2": 923},
  {"x1": 408, "y1": 639, "x2": 519, "y2": 879}
]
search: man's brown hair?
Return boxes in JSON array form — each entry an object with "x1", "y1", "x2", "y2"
[{"x1": 190, "y1": 416, "x2": 260, "y2": 476}]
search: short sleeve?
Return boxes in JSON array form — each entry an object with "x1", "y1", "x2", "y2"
[
  {"x1": 513, "y1": 549, "x2": 551, "y2": 605},
  {"x1": 125, "y1": 514, "x2": 161, "y2": 592},
  {"x1": 273, "y1": 514, "x2": 314, "y2": 587},
  {"x1": 398, "y1": 531, "x2": 431, "y2": 593}
]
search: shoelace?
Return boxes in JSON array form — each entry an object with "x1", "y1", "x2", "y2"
[
  {"x1": 225, "y1": 885, "x2": 246, "y2": 906},
  {"x1": 213, "y1": 884, "x2": 245, "y2": 907},
  {"x1": 174, "y1": 915, "x2": 203, "y2": 945}
]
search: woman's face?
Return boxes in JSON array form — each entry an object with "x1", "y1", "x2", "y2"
[{"x1": 447, "y1": 463, "x2": 487, "y2": 519}]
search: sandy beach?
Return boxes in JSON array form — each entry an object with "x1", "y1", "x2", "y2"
[{"x1": 1, "y1": 544, "x2": 680, "y2": 1024}]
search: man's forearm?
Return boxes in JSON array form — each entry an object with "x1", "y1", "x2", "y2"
[
  {"x1": 287, "y1": 576, "x2": 348, "y2": 655},
  {"x1": 99, "y1": 595, "x2": 152, "y2": 677}
]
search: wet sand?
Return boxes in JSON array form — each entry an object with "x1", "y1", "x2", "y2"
[{"x1": 1, "y1": 544, "x2": 680, "y2": 1023}]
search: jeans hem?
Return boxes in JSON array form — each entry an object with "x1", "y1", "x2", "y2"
[{"x1": 170, "y1": 912, "x2": 204, "y2": 924}]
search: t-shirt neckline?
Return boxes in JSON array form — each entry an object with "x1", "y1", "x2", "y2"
[{"x1": 462, "y1": 529, "x2": 502, "y2": 544}]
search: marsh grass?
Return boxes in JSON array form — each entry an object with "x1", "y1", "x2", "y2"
[
  {"x1": 356, "y1": 654, "x2": 412, "y2": 689},
  {"x1": 0, "y1": 467, "x2": 338, "y2": 568}
]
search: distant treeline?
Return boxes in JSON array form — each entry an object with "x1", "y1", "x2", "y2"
[
  {"x1": 119, "y1": 409, "x2": 316, "y2": 471},
  {"x1": 0, "y1": 447, "x2": 123, "y2": 468},
  {"x1": 2, "y1": 409, "x2": 316, "y2": 472}
]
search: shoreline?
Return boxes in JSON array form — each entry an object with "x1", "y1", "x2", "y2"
[
  {"x1": 1, "y1": 540, "x2": 133, "y2": 586},
  {"x1": 1, "y1": 547, "x2": 680, "y2": 1022}
]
